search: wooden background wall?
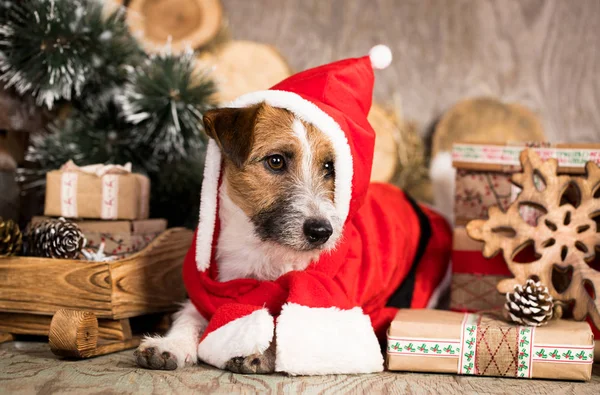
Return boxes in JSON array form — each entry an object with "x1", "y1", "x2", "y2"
[{"x1": 222, "y1": 0, "x2": 600, "y2": 143}]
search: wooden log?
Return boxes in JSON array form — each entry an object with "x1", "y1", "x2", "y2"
[
  {"x1": 197, "y1": 40, "x2": 292, "y2": 103},
  {"x1": 368, "y1": 103, "x2": 399, "y2": 183},
  {"x1": 127, "y1": 0, "x2": 222, "y2": 53},
  {"x1": 432, "y1": 97, "x2": 546, "y2": 157}
]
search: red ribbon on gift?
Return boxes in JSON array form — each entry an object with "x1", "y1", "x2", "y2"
[{"x1": 452, "y1": 251, "x2": 512, "y2": 276}]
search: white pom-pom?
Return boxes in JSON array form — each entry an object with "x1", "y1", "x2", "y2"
[{"x1": 369, "y1": 44, "x2": 392, "y2": 69}]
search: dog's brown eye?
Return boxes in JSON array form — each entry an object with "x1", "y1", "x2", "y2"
[
  {"x1": 324, "y1": 161, "x2": 334, "y2": 178},
  {"x1": 266, "y1": 155, "x2": 286, "y2": 172}
]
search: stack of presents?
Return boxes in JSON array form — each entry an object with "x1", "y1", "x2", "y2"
[
  {"x1": 386, "y1": 142, "x2": 600, "y2": 381},
  {"x1": 450, "y1": 142, "x2": 600, "y2": 322},
  {"x1": 36, "y1": 161, "x2": 166, "y2": 260}
]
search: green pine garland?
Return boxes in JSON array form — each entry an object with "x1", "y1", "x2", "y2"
[
  {"x1": 75, "y1": 4, "x2": 144, "y2": 112},
  {"x1": 0, "y1": 0, "x2": 140, "y2": 109},
  {"x1": 118, "y1": 50, "x2": 216, "y2": 159},
  {"x1": 30, "y1": 100, "x2": 151, "y2": 170}
]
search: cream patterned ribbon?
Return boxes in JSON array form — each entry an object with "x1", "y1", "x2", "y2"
[
  {"x1": 453, "y1": 144, "x2": 600, "y2": 167},
  {"x1": 100, "y1": 174, "x2": 120, "y2": 219},
  {"x1": 532, "y1": 344, "x2": 594, "y2": 364},
  {"x1": 458, "y1": 313, "x2": 479, "y2": 374},
  {"x1": 59, "y1": 160, "x2": 132, "y2": 219},
  {"x1": 386, "y1": 337, "x2": 461, "y2": 358},
  {"x1": 60, "y1": 172, "x2": 78, "y2": 218}
]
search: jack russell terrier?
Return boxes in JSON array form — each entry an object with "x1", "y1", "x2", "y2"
[{"x1": 135, "y1": 45, "x2": 452, "y2": 375}]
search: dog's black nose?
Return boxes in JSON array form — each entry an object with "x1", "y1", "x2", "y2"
[{"x1": 303, "y1": 218, "x2": 333, "y2": 245}]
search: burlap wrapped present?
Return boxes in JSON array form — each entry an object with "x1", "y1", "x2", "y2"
[
  {"x1": 44, "y1": 161, "x2": 150, "y2": 220},
  {"x1": 452, "y1": 142, "x2": 600, "y2": 226},
  {"x1": 450, "y1": 227, "x2": 511, "y2": 313},
  {"x1": 387, "y1": 309, "x2": 593, "y2": 381}
]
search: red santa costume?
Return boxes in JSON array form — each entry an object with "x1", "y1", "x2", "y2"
[{"x1": 183, "y1": 46, "x2": 452, "y2": 375}]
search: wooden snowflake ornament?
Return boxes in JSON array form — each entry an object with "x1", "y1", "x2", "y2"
[{"x1": 467, "y1": 149, "x2": 600, "y2": 329}]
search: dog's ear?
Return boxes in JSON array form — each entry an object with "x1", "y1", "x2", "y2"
[{"x1": 203, "y1": 105, "x2": 261, "y2": 168}]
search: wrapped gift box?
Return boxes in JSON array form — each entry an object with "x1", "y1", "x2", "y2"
[
  {"x1": 450, "y1": 227, "x2": 511, "y2": 313},
  {"x1": 32, "y1": 217, "x2": 166, "y2": 258},
  {"x1": 44, "y1": 161, "x2": 150, "y2": 220},
  {"x1": 387, "y1": 309, "x2": 594, "y2": 381},
  {"x1": 452, "y1": 142, "x2": 600, "y2": 226}
]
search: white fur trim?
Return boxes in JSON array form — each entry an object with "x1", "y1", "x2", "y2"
[
  {"x1": 369, "y1": 45, "x2": 392, "y2": 70},
  {"x1": 197, "y1": 309, "x2": 274, "y2": 369},
  {"x1": 429, "y1": 151, "x2": 455, "y2": 226},
  {"x1": 195, "y1": 139, "x2": 222, "y2": 271},
  {"x1": 275, "y1": 303, "x2": 383, "y2": 375},
  {"x1": 228, "y1": 90, "x2": 353, "y2": 226}
]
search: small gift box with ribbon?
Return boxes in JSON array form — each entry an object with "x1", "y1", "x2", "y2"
[
  {"x1": 452, "y1": 142, "x2": 600, "y2": 226},
  {"x1": 44, "y1": 161, "x2": 150, "y2": 220},
  {"x1": 387, "y1": 309, "x2": 594, "y2": 381}
]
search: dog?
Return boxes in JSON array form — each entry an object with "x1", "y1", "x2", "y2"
[
  {"x1": 134, "y1": 47, "x2": 451, "y2": 375},
  {"x1": 135, "y1": 103, "x2": 340, "y2": 372}
]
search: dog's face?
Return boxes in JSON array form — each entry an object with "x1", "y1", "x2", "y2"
[{"x1": 203, "y1": 103, "x2": 343, "y2": 252}]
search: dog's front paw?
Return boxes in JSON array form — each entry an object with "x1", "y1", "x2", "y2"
[
  {"x1": 135, "y1": 345, "x2": 178, "y2": 370},
  {"x1": 224, "y1": 341, "x2": 276, "y2": 374},
  {"x1": 134, "y1": 336, "x2": 197, "y2": 370},
  {"x1": 225, "y1": 353, "x2": 275, "y2": 374}
]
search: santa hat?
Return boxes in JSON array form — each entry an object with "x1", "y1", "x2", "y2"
[{"x1": 195, "y1": 45, "x2": 393, "y2": 271}]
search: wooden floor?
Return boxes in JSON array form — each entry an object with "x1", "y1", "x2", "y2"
[
  {"x1": 222, "y1": 0, "x2": 600, "y2": 142},
  {"x1": 1, "y1": 340, "x2": 599, "y2": 394}
]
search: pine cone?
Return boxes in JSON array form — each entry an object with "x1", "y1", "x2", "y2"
[
  {"x1": 0, "y1": 217, "x2": 22, "y2": 256},
  {"x1": 25, "y1": 218, "x2": 86, "y2": 259},
  {"x1": 505, "y1": 279, "x2": 554, "y2": 326}
]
